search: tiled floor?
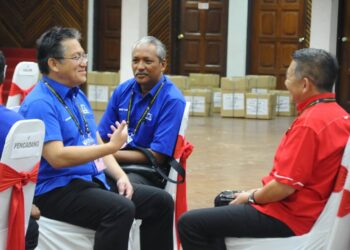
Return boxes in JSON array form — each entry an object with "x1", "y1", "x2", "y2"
[{"x1": 184, "y1": 114, "x2": 295, "y2": 210}]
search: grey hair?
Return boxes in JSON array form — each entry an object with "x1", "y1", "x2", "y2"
[
  {"x1": 132, "y1": 36, "x2": 166, "y2": 61},
  {"x1": 292, "y1": 48, "x2": 339, "y2": 92}
]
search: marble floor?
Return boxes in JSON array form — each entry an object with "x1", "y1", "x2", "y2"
[{"x1": 95, "y1": 111, "x2": 295, "y2": 210}]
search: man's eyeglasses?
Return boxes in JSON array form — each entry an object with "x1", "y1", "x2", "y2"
[{"x1": 55, "y1": 53, "x2": 88, "y2": 63}]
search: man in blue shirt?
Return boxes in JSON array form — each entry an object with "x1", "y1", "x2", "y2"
[
  {"x1": 0, "y1": 51, "x2": 40, "y2": 250},
  {"x1": 19, "y1": 27, "x2": 173, "y2": 250},
  {"x1": 98, "y1": 36, "x2": 186, "y2": 187}
]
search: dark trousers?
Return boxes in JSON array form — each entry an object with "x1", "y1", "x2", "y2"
[
  {"x1": 178, "y1": 204, "x2": 294, "y2": 250},
  {"x1": 25, "y1": 217, "x2": 39, "y2": 250},
  {"x1": 34, "y1": 177, "x2": 174, "y2": 250}
]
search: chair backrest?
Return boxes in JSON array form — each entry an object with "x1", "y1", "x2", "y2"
[
  {"x1": 326, "y1": 137, "x2": 350, "y2": 250},
  {"x1": 0, "y1": 119, "x2": 45, "y2": 249},
  {"x1": 6, "y1": 62, "x2": 39, "y2": 109},
  {"x1": 165, "y1": 101, "x2": 191, "y2": 195}
]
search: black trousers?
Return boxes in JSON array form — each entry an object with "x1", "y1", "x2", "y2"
[
  {"x1": 34, "y1": 177, "x2": 174, "y2": 250},
  {"x1": 25, "y1": 217, "x2": 39, "y2": 250},
  {"x1": 178, "y1": 204, "x2": 294, "y2": 250}
]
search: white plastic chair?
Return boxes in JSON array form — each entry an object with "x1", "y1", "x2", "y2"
[
  {"x1": 225, "y1": 136, "x2": 350, "y2": 250},
  {"x1": 37, "y1": 102, "x2": 191, "y2": 250},
  {"x1": 0, "y1": 119, "x2": 45, "y2": 250},
  {"x1": 6, "y1": 61, "x2": 39, "y2": 109}
]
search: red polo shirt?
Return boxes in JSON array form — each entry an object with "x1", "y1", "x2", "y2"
[{"x1": 253, "y1": 93, "x2": 350, "y2": 235}]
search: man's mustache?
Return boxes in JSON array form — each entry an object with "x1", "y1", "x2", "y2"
[{"x1": 135, "y1": 72, "x2": 148, "y2": 76}]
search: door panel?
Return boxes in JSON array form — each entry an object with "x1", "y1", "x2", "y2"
[
  {"x1": 178, "y1": 0, "x2": 228, "y2": 75},
  {"x1": 336, "y1": 0, "x2": 350, "y2": 112},
  {"x1": 94, "y1": 0, "x2": 121, "y2": 71},
  {"x1": 249, "y1": 0, "x2": 309, "y2": 90}
]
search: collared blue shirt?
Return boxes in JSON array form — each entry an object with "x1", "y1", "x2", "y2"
[
  {"x1": 19, "y1": 75, "x2": 108, "y2": 196},
  {"x1": 0, "y1": 105, "x2": 23, "y2": 158},
  {"x1": 98, "y1": 75, "x2": 186, "y2": 157}
]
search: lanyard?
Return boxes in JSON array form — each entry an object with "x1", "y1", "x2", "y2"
[
  {"x1": 127, "y1": 80, "x2": 165, "y2": 135},
  {"x1": 44, "y1": 81, "x2": 91, "y2": 136},
  {"x1": 299, "y1": 97, "x2": 336, "y2": 115}
]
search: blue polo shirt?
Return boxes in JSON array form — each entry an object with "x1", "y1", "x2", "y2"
[
  {"x1": 19, "y1": 76, "x2": 108, "y2": 196},
  {"x1": 98, "y1": 75, "x2": 185, "y2": 157},
  {"x1": 0, "y1": 105, "x2": 23, "y2": 157}
]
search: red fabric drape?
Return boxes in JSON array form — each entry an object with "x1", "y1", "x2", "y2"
[
  {"x1": 8, "y1": 82, "x2": 35, "y2": 104},
  {"x1": 0, "y1": 162, "x2": 39, "y2": 250},
  {"x1": 338, "y1": 189, "x2": 350, "y2": 218},
  {"x1": 173, "y1": 135, "x2": 194, "y2": 250}
]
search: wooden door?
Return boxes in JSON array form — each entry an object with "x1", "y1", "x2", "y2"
[
  {"x1": 177, "y1": 0, "x2": 228, "y2": 75},
  {"x1": 336, "y1": 0, "x2": 350, "y2": 112},
  {"x1": 94, "y1": 0, "x2": 121, "y2": 71},
  {"x1": 248, "y1": 0, "x2": 310, "y2": 90}
]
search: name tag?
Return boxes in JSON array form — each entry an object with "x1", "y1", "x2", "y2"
[{"x1": 11, "y1": 133, "x2": 42, "y2": 159}]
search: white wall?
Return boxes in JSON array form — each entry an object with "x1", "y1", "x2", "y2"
[
  {"x1": 226, "y1": 0, "x2": 249, "y2": 77},
  {"x1": 87, "y1": 0, "x2": 94, "y2": 71},
  {"x1": 120, "y1": 0, "x2": 148, "y2": 83},
  {"x1": 310, "y1": 0, "x2": 339, "y2": 55}
]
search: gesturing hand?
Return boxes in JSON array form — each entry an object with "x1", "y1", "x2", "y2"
[{"x1": 108, "y1": 120, "x2": 128, "y2": 150}]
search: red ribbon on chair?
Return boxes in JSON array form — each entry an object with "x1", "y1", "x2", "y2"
[
  {"x1": 8, "y1": 82, "x2": 35, "y2": 104},
  {"x1": 173, "y1": 135, "x2": 194, "y2": 250},
  {"x1": 0, "y1": 162, "x2": 39, "y2": 250}
]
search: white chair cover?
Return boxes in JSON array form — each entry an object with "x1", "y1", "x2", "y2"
[
  {"x1": 6, "y1": 61, "x2": 39, "y2": 109},
  {"x1": 0, "y1": 119, "x2": 45, "y2": 250},
  {"x1": 37, "y1": 102, "x2": 191, "y2": 250},
  {"x1": 225, "y1": 137, "x2": 350, "y2": 250}
]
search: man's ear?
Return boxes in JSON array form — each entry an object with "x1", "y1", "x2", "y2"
[
  {"x1": 160, "y1": 59, "x2": 167, "y2": 73},
  {"x1": 48, "y1": 58, "x2": 60, "y2": 73},
  {"x1": 302, "y1": 77, "x2": 314, "y2": 94}
]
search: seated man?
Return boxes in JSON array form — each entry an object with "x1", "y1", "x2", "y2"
[
  {"x1": 178, "y1": 48, "x2": 350, "y2": 250},
  {"x1": 19, "y1": 26, "x2": 174, "y2": 250},
  {"x1": 0, "y1": 50, "x2": 39, "y2": 250},
  {"x1": 98, "y1": 36, "x2": 186, "y2": 188}
]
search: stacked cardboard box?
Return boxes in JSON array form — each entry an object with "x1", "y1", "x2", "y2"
[
  {"x1": 167, "y1": 75, "x2": 189, "y2": 92},
  {"x1": 220, "y1": 77, "x2": 248, "y2": 117},
  {"x1": 189, "y1": 73, "x2": 220, "y2": 89},
  {"x1": 245, "y1": 93, "x2": 276, "y2": 120},
  {"x1": 87, "y1": 71, "x2": 119, "y2": 111},
  {"x1": 183, "y1": 89, "x2": 212, "y2": 116},
  {"x1": 269, "y1": 90, "x2": 296, "y2": 116},
  {"x1": 247, "y1": 75, "x2": 277, "y2": 93},
  {"x1": 211, "y1": 88, "x2": 222, "y2": 113}
]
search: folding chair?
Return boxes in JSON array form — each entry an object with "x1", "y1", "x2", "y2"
[
  {"x1": 0, "y1": 119, "x2": 45, "y2": 250},
  {"x1": 37, "y1": 102, "x2": 192, "y2": 250},
  {"x1": 225, "y1": 136, "x2": 350, "y2": 250},
  {"x1": 6, "y1": 62, "x2": 39, "y2": 109}
]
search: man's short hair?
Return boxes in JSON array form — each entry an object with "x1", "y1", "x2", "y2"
[
  {"x1": 36, "y1": 26, "x2": 81, "y2": 74},
  {"x1": 292, "y1": 48, "x2": 339, "y2": 92},
  {"x1": 132, "y1": 36, "x2": 166, "y2": 61},
  {"x1": 0, "y1": 51, "x2": 5, "y2": 84}
]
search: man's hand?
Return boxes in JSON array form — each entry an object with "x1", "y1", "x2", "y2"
[
  {"x1": 230, "y1": 191, "x2": 250, "y2": 205},
  {"x1": 30, "y1": 204, "x2": 41, "y2": 220},
  {"x1": 116, "y1": 174, "x2": 134, "y2": 199},
  {"x1": 108, "y1": 121, "x2": 128, "y2": 150}
]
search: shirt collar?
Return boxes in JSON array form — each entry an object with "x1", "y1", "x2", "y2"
[
  {"x1": 297, "y1": 92, "x2": 336, "y2": 113},
  {"x1": 42, "y1": 75, "x2": 79, "y2": 99},
  {"x1": 132, "y1": 75, "x2": 165, "y2": 97}
]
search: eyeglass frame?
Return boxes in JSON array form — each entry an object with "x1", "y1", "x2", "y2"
[{"x1": 54, "y1": 53, "x2": 88, "y2": 63}]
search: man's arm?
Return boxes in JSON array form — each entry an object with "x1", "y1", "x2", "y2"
[
  {"x1": 114, "y1": 149, "x2": 166, "y2": 165},
  {"x1": 231, "y1": 180, "x2": 296, "y2": 205},
  {"x1": 43, "y1": 121, "x2": 128, "y2": 168}
]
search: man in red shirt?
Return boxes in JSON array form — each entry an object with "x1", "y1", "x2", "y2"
[{"x1": 178, "y1": 48, "x2": 350, "y2": 250}]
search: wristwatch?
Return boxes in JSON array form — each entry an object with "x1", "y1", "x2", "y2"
[{"x1": 247, "y1": 190, "x2": 257, "y2": 204}]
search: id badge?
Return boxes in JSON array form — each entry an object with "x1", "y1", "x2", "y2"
[
  {"x1": 94, "y1": 158, "x2": 107, "y2": 172},
  {"x1": 82, "y1": 134, "x2": 95, "y2": 146}
]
